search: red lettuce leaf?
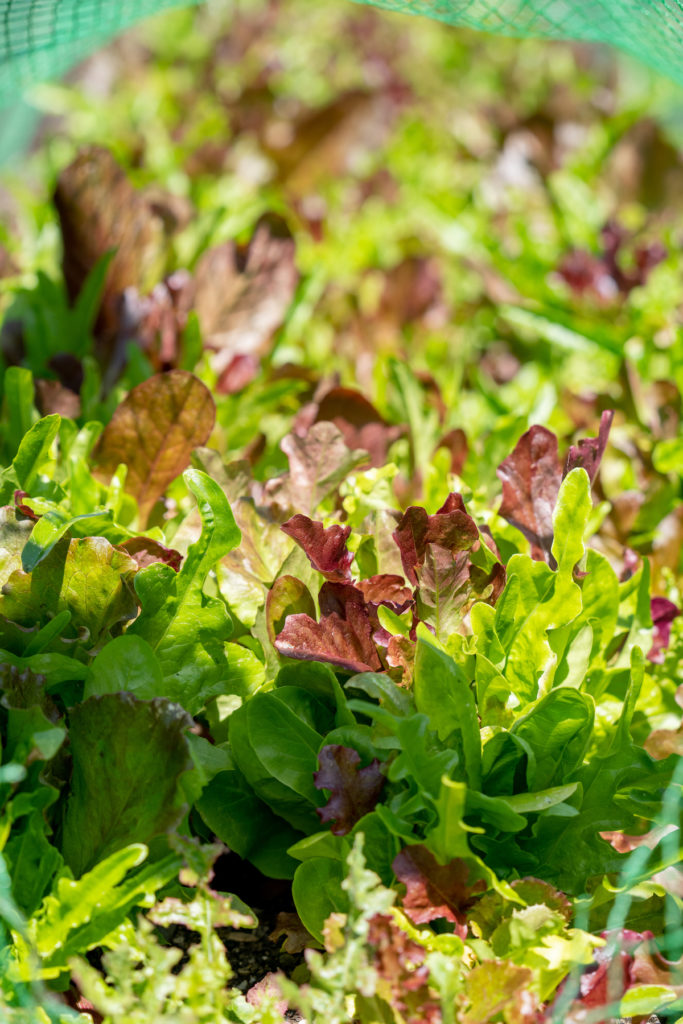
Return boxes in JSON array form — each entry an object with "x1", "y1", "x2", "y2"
[
  {"x1": 313, "y1": 744, "x2": 385, "y2": 835},
  {"x1": 281, "y1": 514, "x2": 353, "y2": 581},
  {"x1": 294, "y1": 385, "x2": 403, "y2": 469},
  {"x1": 274, "y1": 603, "x2": 381, "y2": 674},
  {"x1": 392, "y1": 845, "x2": 485, "y2": 937},
  {"x1": 648, "y1": 595, "x2": 680, "y2": 663},
  {"x1": 116, "y1": 536, "x2": 183, "y2": 572},
  {"x1": 356, "y1": 574, "x2": 413, "y2": 612},
  {"x1": 392, "y1": 494, "x2": 478, "y2": 585},
  {"x1": 497, "y1": 425, "x2": 561, "y2": 563},
  {"x1": 564, "y1": 410, "x2": 614, "y2": 483}
]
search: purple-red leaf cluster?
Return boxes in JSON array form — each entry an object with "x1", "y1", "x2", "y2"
[
  {"x1": 313, "y1": 744, "x2": 385, "y2": 835},
  {"x1": 497, "y1": 413, "x2": 614, "y2": 562}
]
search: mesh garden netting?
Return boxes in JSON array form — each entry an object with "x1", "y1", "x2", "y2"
[{"x1": 2, "y1": 0, "x2": 683, "y2": 114}]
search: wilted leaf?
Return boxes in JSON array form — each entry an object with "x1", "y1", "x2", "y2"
[
  {"x1": 564, "y1": 410, "x2": 614, "y2": 482},
  {"x1": 392, "y1": 845, "x2": 485, "y2": 936},
  {"x1": 54, "y1": 146, "x2": 166, "y2": 339},
  {"x1": 194, "y1": 213, "x2": 298, "y2": 374},
  {"x1": 269, "y1": 911, "x2": 315, "y2": 954},
  {"x1": 282, "y1": 515, "x2": 353, "y2": 581},
  {"x1": 95, "y1": 370, "x2": 215, "y2": 525},
  {"x1": 497, "y1": 425, "x2": 562, "y2": 562},
  {"x1": 61, "y1": 693, "x2": 192, "y2": 877},
  {"x1": 313, "y1": 744, "x2": 385, "y2": 835}
]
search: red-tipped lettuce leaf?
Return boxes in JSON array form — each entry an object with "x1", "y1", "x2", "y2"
[
  {"x1": 95, "y1": 371, "x2": 215, "y2": 526},
  {"x1": 356, "y1": 574, "x2": 413, "y2": 612},
  {"x1": 281, "y1": 515, "x2": 353, "y2": 581}
]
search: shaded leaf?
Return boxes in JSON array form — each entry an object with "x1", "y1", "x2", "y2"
[
  {"x1": 61, "y1": 693, "x2": 192, "y2": 877},
  {"x1": 95, "y1": 370, "x2": 215, "y2": 526},
  {"x1": 197, "y1": 769, "x2": 302, "y2": 880},
  {"x1": 266, "y1": 574, "x2": 316, "y2": 646},
  {"x1": 0, "y1": 662, "x2": 60, "y2": 722},
  {"x1": 269, "y1": 911, "x2": 315, "y2": 954},
  {"x1": 282, "y1": 515, "x2": 353, "y2": 581},
  {"x1": 313, "y1": 744, "x2": 385, "y2": 835}
]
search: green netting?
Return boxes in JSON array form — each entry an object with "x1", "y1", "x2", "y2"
[
  {"x1": 1, "y1": 0, "x2": 683, "y2": 114},
  {"x1": 0, "y1": 0, "x2": 202, "y2": 108}
]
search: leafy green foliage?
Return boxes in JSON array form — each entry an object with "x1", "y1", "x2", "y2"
[{"x1": 0, "y1": 1, "x2": 682, "y2": 1016}]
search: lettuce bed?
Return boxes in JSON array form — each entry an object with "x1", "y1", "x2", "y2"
[{"x1": 0, "y1": 1, "x2": 682, "y2": 1019}]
